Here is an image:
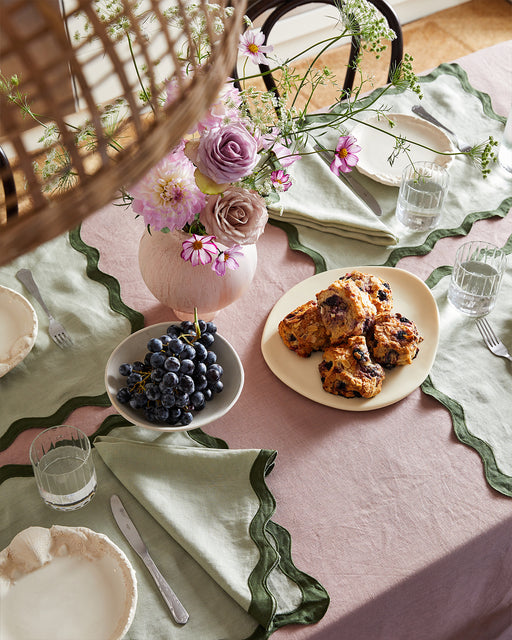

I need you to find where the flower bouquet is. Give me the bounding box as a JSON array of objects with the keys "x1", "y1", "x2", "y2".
[{"x1": 2, "y1": 0, "x2": 498, "y2": 283}]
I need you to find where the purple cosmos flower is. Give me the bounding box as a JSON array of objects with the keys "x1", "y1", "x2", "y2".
[
  {"x1": 238, "y1": 29, "x2": 273, "y2": 65},
  {"x1": 271, "y1": 169, "x2": 292, "y2": 192},
  {"x1": 131, "y1": 149, "x2": 206, "y2": 231},
  {"x1": 196, "y1": 122, "x2": 259, "y2": 184},
  {"x1": 330, "y1": 135, "x2": 361, "y2": 175},
  {"x1": 181, "y1": 234, "x2": 219, "y2": 266},
  {"x1": 213, "y1": 244, "x2": 244, "y2": 276},
  {"x1": 197, "y1": 83, "x2": 243, "y2": 132},
  {"x1": 261, "y1": 130, "x2": 301, "y2": 167}
]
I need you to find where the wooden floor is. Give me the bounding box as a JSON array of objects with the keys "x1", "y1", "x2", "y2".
[{"x1": 289, "y1": 0, "x2": 512, "y2": 110}]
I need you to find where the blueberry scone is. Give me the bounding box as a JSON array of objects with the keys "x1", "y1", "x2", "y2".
[
  {"x1": 318, "y1": 336, "x2": 385, "y2": 398},
  {"x1": 278, "y1": 300, "x2": 330, "y2": 357},
  {"x1": 339, "y1": 270, "x2": 393, "y2": 314},
  {"x1": 316, "y1": 279, "x2": 376, "y2": 344},
  {"x1": 367, "y1": 312, "x2": 423, "y2": 368}
]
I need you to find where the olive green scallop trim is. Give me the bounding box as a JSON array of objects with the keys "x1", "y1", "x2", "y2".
[
  {"x1": 269, "y1": 218, "x2": 327, "y2": 273},
  {"x1": 0, "y1": 227, "x2": 144, "y2": 453},
  {"x1": 245, "y1": 450, "x2": 329, "y2": 637},
  {"x1": 277, "y1": 62, "x2": 508, "y2": 273},
  {"x1": 421, "y1": 233, "x2": 512, "y2": 498}
]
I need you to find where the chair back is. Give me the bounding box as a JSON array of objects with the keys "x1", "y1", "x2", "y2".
[{"x1": 235, "y1": 0, "x2": 403, "y2": 101}]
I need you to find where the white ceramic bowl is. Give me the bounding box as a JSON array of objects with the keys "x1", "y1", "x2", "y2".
[
  {"x1": 0, "y1": 285, "x2": 38, "y2": 378},
  {"x1": 105, "y1": 321, "x2": 244, "y2": 431},
  {"x1": 0, "y1": 525, "x2": 137, "y2": 640}
]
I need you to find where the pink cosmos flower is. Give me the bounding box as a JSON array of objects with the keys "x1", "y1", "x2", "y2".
[
  {"x1": 131, "y1": 149, "x2": 206, "y2": 231},
  {"x1": 330, "y1": 135, "x2": 361, "y2": 175},
  {"x1": 271, "y1": 169, "x2": 292, "y2": 192},
  {"x1": 238, "y1": 29, "x2": 273, "y2": 65},
  {"x1": 212, "y1": 244, "x2": 244, "y2": 276},
  {"x1": 181, "y1": 234, "x2": 219, "y2": 266}
]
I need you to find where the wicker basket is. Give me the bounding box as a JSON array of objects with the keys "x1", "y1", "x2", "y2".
[{"x1": 0, "y1": 0, "x2": 246, "y2": 266}]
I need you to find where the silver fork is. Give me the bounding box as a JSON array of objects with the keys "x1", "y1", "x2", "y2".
[
  {"x1": 16, "y1": 268, "x2": 73, "y2": 348},
  {"x1": 476, "y1": 317, "x2": 512, "y2": 363},
  {"x1": 412, "y1": 105, "x2": 473, "y2": 153}
]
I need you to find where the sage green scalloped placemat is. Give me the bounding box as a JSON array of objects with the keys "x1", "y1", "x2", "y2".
[
  {"x1": 0, "y1": 426, "x2": 329, "y2": 638},
  {"x1": 272, "y1": 62, "x2": 511, "y2": 273},
  {"x1": 420, "y1": 233, "x2": 512, "y2": 497},
  {"x1": 0, "y1": 227, "x2": 144, "y2": 450}
]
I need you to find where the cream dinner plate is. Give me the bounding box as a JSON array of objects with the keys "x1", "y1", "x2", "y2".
[
  {"x1": 0, "y1": 526, "x2": 137, "y2": 640},
  {"x1": 0, "y1": 285, "x2": 38, "y2": 378},
  {"x1": 105, "y1": 321, "x2": 244, "y2": 431},
  {"x1": 351, "y1": 113, "x2": 455, "y2": 186},
  {"x1": 261, "y1": 267, "x2": 440, "y2": 411}
]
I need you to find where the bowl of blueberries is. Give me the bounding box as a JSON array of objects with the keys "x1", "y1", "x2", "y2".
[{"x1": 105, "y1": 319, "x2": 244, "y2": 431}]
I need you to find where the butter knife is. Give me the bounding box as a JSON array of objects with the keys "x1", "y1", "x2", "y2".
[
  {"x1": 110, "y1": 494, "x2": 189, "y2": 625},
  {"x1": 314, "y1": 146, "x2": 382, "y2": 216}
]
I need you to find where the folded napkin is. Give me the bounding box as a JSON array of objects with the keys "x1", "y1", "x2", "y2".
[
  {"x1": 268, "y1": 142, "x2": 399, "y2": 247},
  {"x1": 272, "y1": 63, "x2": 512, "y2": 272},
  {"x1": 0, "y1": 228, "x2": 143, "y2": 449},
  {"x1": 92, "y1": 429, "x2": 329, "y2": 638},
  {"x1": 421, "y1": 234, "x2": 512, "y2": 497}
]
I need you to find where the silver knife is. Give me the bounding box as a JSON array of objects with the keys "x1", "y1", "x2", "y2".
[
  {"x1": 110, "y1": 494, "x2": 189, "y2": 625},
  {"x1": 314, "y1": 146, "x2": 382, "y2": 216}
]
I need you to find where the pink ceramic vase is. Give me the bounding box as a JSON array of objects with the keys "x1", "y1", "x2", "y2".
[{"x1": 138, "y1": 229, "x2": 258, "y2": 320}]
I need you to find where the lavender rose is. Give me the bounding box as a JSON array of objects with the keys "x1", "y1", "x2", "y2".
[
  {"x1": 199, "y1": 187, "x2": 268, "y2": 246},
  {"x1": 196, "y1": 122, "x2": 259, "y2": 184}
]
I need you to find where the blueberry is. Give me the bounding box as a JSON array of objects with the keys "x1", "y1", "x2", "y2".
[
  {"x1": 155, "y1": 406, "x2": 169, "y2": 422},
  {"x1": 174, "y1": 390, "x2": 189, "y2": 408},
  {"x1": 206, "y1": 367, "x2": 221, "y2": 383},
  {"x1": 160, "y1": 390, "x2": 176, "y2": 408},
  {"x1": 205, "y1": 351, "x2": 217, "y2": 365},
  {"x1": 190, "y1": 391, "x2": 205, "y2": 410},
  {"x1": 203, "y1": 388, "x2": 213, "y2": 401},
  {"x1": 206, "y1": 321, "x2": 217, "y2": 334},
  {"x1": 197, "y1": 319, "x2": 207, "y2": 333},
  {"x1": 161, "y1": 371, "x2": 179, "y2": 388},
  {"x1": 145, "y1": 383, "x2": 161, "y2": 401},
  {"x1": 166, "y1": 325, "x2": 180, "y2": 338},
  {"x1": 195, "y1": 362, "x2": 207, "y2": 376},
  {"x1": 151, "y1": 367, "x2": 164, "y2": 382},
  {"x1": 167, "y1": 407, "x2": 181, "y2": 424},
  {"x1": 159, "y1": 334, "x2": 171, "y2": 346},
  {"x1": 180, "y1": 321, "x2": 195, "y2": 333},
  {"x1": 211, "y1": 380, "x2": 223, "y2": 394}
]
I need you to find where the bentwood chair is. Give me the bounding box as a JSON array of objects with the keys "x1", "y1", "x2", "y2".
[
  {"x1": 0, "y1": 147, "x2": 18, "y2": 220},
  {"x1": 234, "y1": 0, "x2": 403, "y2": 103}
]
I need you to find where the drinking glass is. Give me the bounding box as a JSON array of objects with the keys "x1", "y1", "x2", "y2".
[
  {"x1": 29, "y1": 425, "x2": 97, "y2": 511},
  {"x1": 447, "y1": 241, "x2": 507, "y2": 317},
  {"x1": 395, "y1": 161, "x2": 449, "y2": 231}
]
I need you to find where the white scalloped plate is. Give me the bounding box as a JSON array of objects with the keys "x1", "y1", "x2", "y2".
[
  {"x1": 351, "y1": 113, "x2": 455, "y2": 186},
  {"x1": 0, "y1": 285, "x2": 38, "y2": 378},
  {"x1": 0, "y1": 525, "x2": 137, "y2": 640},
  {"x1": 261, "y1": 266, "x2": 440, "y2": 411}
]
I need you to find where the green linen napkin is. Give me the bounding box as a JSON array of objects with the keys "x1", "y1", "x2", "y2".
[
  {"x1": 0, "y1": 228, "x2": 143, "y2": 449},
  {"x1": 421, "y1": 234, "x2": 512, "y2": 497},
  {"x1": 269, "y1": 143, "x2": 399, "y2": 247},
  {"x1": 0, "y1": 427, "x2": 329, "y2": 639},
  {"x1": 273, "y1": 63, "x2": 512, "y2": 272}
]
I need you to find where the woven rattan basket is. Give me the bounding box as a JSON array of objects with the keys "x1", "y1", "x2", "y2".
[{"x1": 0, "y1": 0, "x2": 246, "y2": 266}]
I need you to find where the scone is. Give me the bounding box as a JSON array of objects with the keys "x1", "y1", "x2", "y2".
[
  {"x1": 316, "y1": 279, "x2": 376, "y2": 344},
  {"x1": 318, "y1": 336, "x2": 385, "y2": 398},
  {"x1": 367, "y1": 312, "x2": 423, "y2": 368},
  {"x1": 278, "y1": 300, "x2": 330, "y2": 357},
  {"x1": 339, "y1": 270, "x2": 393, "y2": 314}
]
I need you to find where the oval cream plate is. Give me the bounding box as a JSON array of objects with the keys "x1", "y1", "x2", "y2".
[
  {"x1": 0, "y1": 285, "x2": 38, "y2": 377},
  {"x1": 105, "y1": 322, "x2": 244, "y2": 431},
  {"x1": 261, "y1": 267, "x2": 440, "y2": 411},
  {"x1": 0, "y1": 525, "x2": 137, "y2": 640},
  {"x1": 351, "y1": 113, "x2": 455, "y2": 186}
]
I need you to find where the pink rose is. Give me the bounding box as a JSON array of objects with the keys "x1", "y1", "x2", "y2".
[
  {"x1": 196, "y1": 122, "x2": 259, "y2": 184},
  {"x1": 199, "y1": 187, "x2": 268, "y2": 246}
]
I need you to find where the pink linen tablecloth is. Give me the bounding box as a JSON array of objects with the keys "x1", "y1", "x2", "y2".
[{"x1": 2, "y1": 42, "x2": 512, "y2": 640}]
